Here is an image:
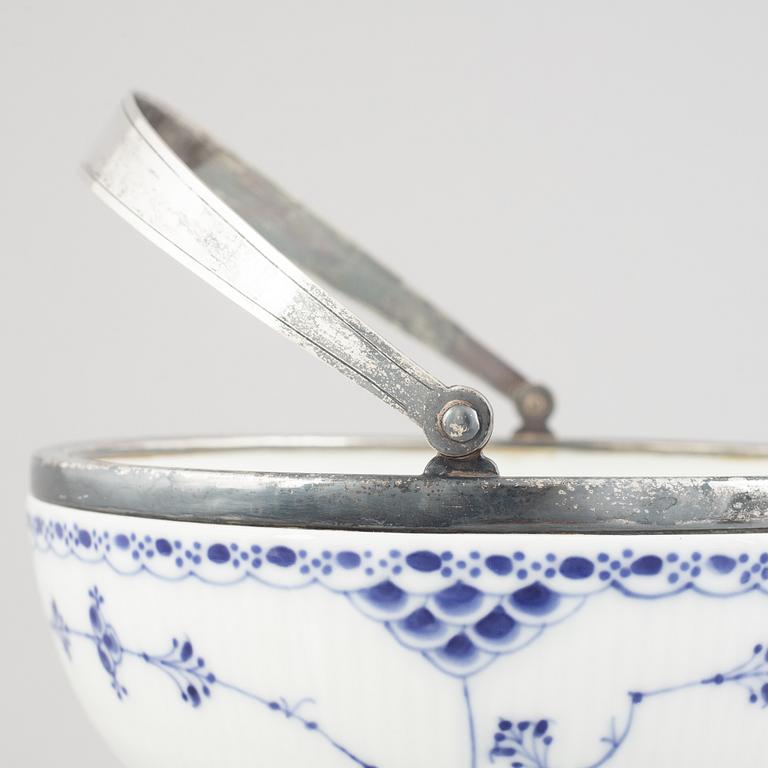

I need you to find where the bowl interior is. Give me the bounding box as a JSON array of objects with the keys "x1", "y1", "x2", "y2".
[{"x1": 102, "y1": 440, "x2": 768, "y2": 477}]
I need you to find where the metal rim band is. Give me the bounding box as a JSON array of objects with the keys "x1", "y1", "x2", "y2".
[{"x1": 30, "y1": 436, "x2": 768, "y2": 534}]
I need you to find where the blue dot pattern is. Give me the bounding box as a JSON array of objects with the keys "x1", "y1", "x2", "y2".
[{"x1": 28, "y1": 512, "x2": 768, "y2": 676}]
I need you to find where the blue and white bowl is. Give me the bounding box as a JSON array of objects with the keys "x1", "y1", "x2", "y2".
[{"x1": 28, "y1": 437, "x2": 768, "y2": 768}]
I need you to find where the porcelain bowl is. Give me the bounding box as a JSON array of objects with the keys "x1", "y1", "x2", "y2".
[{"x1": 28, "y1": 438, "x2": 768, "y2": 768}]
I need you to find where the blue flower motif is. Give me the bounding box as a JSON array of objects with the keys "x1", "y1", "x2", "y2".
[
  {"x1": 31, "y1": 510, "x2": 768, "y2": 768},
  {"x1": 87, "y1": 587, "x2": 126, "y2": 698},
  {"x1": 489, "y1": 641, "x2": 768, "y2": 768},
  {"x1": 51, "y1": 588, "x2": 378, "y2": 768}
]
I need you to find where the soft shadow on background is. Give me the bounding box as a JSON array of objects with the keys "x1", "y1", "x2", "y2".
[{"x1": 2, "y1": 1, "x2": 768, "y2": 765}]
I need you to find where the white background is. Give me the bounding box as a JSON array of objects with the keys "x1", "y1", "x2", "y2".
[{"x1": 2, "y1": 1, "x2": 768, "y2": 765}]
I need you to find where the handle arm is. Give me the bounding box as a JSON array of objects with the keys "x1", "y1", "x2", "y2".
[{"x1": 86, "y1": 94, "x2": 494, "y2": 458}]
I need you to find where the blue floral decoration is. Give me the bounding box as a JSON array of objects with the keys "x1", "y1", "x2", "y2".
[
  {"x1": 52, "y1": 588, "x2": 377, "y2": 768},
  {"x1": 488, "y1": 643, "x2": 768, "y2": 768},
  {"x1": 32, "y1": 511, "x2": 768, "y2": 768}
]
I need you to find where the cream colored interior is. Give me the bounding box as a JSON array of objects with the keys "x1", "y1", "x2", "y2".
[{"x1": 102, "y1": 440, "x2": 768, "y2": 477}]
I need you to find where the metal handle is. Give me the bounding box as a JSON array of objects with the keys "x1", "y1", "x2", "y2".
[
  {"x1": 84, "y1": 95, "x2": 546, "y2": 458},
  {"x1": 193, "y1": 138, "x2": 554, "y2": 435}
]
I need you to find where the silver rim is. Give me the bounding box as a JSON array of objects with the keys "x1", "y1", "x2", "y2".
[{"x1": 30, "y1": 436, "x2": 768, "y2": 534}]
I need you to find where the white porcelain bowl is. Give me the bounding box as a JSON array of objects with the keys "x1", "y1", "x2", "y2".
[{"x1": 29, "y1": 439, "x2": 768, "y2": 768}]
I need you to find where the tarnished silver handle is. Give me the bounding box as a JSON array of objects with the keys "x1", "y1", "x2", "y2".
[
  {"x1": 195, "y1": 138, "x2": 554, "y2": 436},
  {"x1": 85, "y1": 95, "x2": 537, "y2": 459}
]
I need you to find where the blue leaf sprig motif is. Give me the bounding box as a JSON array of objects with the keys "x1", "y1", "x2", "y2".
[
  {"x1": 138, "y1": 637, "x2": 214, "y2": 708},
  {"x1": 489, "y1": 643, "x2": 768, "y2": 768},
  {"x1": 52, "y1": 587, "x2": 768, "y2": 768},
  {"x1": 32, "y1": 510, "x2": 768, "y2": 768},
  {"x1": 490, "y1": 719, "x2": 553, "y2": 768},
  {"x1": 52, "y1": 588, "x2": 377, "y2": 768}
]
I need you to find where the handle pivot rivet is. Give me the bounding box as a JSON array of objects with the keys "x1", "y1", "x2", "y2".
[{"x1": 440, "y1": 402, "x2": 481, "y2": 443}]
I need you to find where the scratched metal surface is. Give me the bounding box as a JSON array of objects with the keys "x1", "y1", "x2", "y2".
[
  {"x1": 31, "y1": 436, "x2": 768, "y2": 533},
  {"x1": 86, "y1": 96, "x2": 441, "y2": 428},
  {"x1": 85, "y1": 95, "x2": 552, "y2": 458}
]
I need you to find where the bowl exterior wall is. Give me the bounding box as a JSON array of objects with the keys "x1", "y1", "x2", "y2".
[{"x1": 29, "y1": 497, "x2": 768, "y2": 768}]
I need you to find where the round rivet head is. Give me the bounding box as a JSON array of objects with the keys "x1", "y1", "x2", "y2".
[
  {"x1": 440, "y1": 402, "x2": 481, "y2": 443},
  {"x1": 424, "y1": 386, "x2": 493, "y2": 457}
]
